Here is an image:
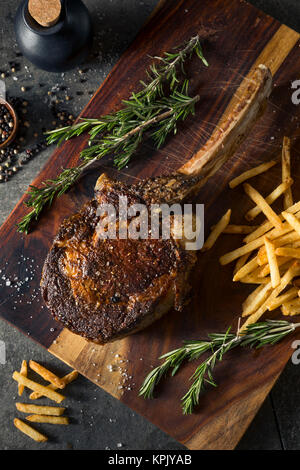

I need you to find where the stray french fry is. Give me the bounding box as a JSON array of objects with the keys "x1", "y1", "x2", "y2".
[
  {"x1": 229, "y1": 160, "x2": 277, "y2": 189},
  {"x1": 14, "y1": 418, "x2": 47, "y2": 442},
  {"x1": 18, "y1": 360, "x2": 27, "y2": 397},
  {"x1": 245, "y1": 179, "x2": 293, "y2": 221},
  {"x1": 233, "y1": 257, "x2": 258, "y2": 282},
  {"x1": 243, "y1": 183, "x2": 283, "y2": 229},
  {"x1": 29, "y1": 360, "x2": 65, "y2": 389},
  {"x1": 202, "y1": 209, "x2": 231, "y2": 251},
  {"x1": 282, "y1": 137, "x2": 293, "y2": 209},
  {"x1": 215, "y1": 224, "x2": 258, "y2": 235},
  {"x1": 264, "y1": 237, "x2": 280, "y2": 288},
  {"x1": 26, "y1": 415, "x2": 69, "y2": 425},
  {"x1": 29, "y1": 370, "x2": 78, "y2": 400},
  {"x1": 16, "y1": 403, "x2": 65, "y2": 416},
  {"x1": 267, "y1": 287, "x2": 298, "y2": 311},
  {"x1": 12, "y1": 371, "x2": 65, "y2": 403}
]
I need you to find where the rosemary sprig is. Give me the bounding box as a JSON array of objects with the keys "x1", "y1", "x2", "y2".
[
  {"x1": 139, "y1": 320, "x2": 300, "y2": 414},
  {"x1": 46, "y1": 34, "x2": 207, "y2": 147},
  {"x1": 18, "y1": 35, "x2": 207, "y2": 233}
]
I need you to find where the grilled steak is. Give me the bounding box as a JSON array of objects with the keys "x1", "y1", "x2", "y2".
[
  {"x1": 41, "y1": 65, "x2": 272, "y2": 344},
  {"x1": 41, "y1": 175, "x2": 196, "y2": 343}
]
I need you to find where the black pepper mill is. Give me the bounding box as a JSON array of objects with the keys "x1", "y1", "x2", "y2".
[{"x1": 14, "y1": 0, "x2": 93, "y2": 72}]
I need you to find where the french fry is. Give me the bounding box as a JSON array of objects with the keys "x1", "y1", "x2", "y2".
[
  {"x1": 275, "y1": 247, "x2": 300, "y2": 259},
  {"x1": 281, "y1": 304, "x2": 288, "y2": 315},
  {"x1": 240, "y1": 262, "x2": 300, "y2": 331},
  {"x1": 14, "y1": 418, "x2": 48, "y2": 442},
  {"x1": 219, "y1": 224, "x2": 258, "y2": 234},
  {"x1": 242, "y1": 284, "x2": 265, "y2": 310},
  {"x1": 245, "y1": 179, "x2": 293, "y2": 221},
  {"x1": 259, "y1": 256, "x2": 291, "y2": 277},
  {"x1": 267, "y1": 287, "x2": 298, "y2": 311},
  {"x1": 234, "y1": 252, "x2": 251, "y2": 274},
  {"x1": 12, "y1": 371, "x2": 65, "y2": 403},
  {"x1": 282, "y1": 211, "x2": 300, "y2": 237},
  {"x1": 233, "y1": 257, "x2": 258, "y2": 282},
  {"x1": 285, "y1": 201, "x2": 300, "y2": 214},
  {"x1": 257, "y1": 232, "x2": 300, "y2": 265},
  {"x1": 223, "y1": 214, "x2": 300, "y2": 266},
  {"x1": 264, "y1": 237, "x2": 280, "y2": 288},
  {"x1": 282, "y1": 136, "x2": 293, "y2": 209},
  {"x1": 220, "y1": 236, "x2": 266, "y2": 265},
  {"x1": 26, "y1": 415, "x2": 69, "y2": 425},
  {"x1": 29, "y1": 360, "x2": 65, "y2": 389},
  {"x1": 243, "y1": 220, "x2": 274, "y2": 243},
  {"x1": 243, "y1": 183, "x2": 283, "y2": 229},
  {"x1": 221, "y1": 227, "x2": 286, "y2": 265},
  {"x1": 265, "y1": 262, "x2": 300, "y2": 308},
  {"x1": 202, "y1": 209, "x2": 231, "y2": 251},
  {"x1": 256, "y1": 246, "x2": 268, "y2": 266},
  {"x1": 229, "y1": 160, "x2": 277, "y2": 189},
  {"x1": 281, "y1": 298, "x2": 300, "y2": 316},
  {"x1": 239, "y1": 275, "x2": 271, "y2": 284},
  {"x1": 244, "y1": 202, "x2": 300, "y2": 243},
  {"x1": 242, "y1": 282, "x2": 272, "y2": 317},
  {"x1": 18, "y1": 360, "x2": 27, "y2": 397},
  {"x1": 16, "y1": 403, "x2": 65, "y2": 416},
  {"x1": 275, "y1": 231, "x2": 300, "y2": 246},
  {"x1": 281, "y1": 304, "x2": 290, "y2": 316},
  {"x1": 29, "y1": 370, "x2": 78, "y2": 400}
]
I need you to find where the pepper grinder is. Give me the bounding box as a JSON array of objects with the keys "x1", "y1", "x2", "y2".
[{"x1": 14, "y1": 0, "x2": 93, "y2": 72}]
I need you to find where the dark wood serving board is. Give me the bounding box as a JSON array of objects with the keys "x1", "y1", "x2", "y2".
[{"x1": 1, "y1": 0, "x2": 300, "y2": 450}]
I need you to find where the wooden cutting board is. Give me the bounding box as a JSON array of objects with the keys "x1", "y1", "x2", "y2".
[{"x1": 1, "y1": 0, "x2": 300, "y2": 450}]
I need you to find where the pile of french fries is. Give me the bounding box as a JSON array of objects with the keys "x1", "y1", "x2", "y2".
[
  {"x1": 12, "y1": 359, "x2": 78, "y2": 442},
  {"x1": 203, "y1": 136, "x2": 300, "y2": 332}
]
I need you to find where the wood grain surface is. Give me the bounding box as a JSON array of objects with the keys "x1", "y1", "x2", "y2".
[{"x1": 1, "y1": 0, "x2": 300, "y2": 449}]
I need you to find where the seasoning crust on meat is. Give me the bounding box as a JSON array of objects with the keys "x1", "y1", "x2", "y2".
[{"x1": 41, "y1": 175, "x2": 196, "y2": 344}]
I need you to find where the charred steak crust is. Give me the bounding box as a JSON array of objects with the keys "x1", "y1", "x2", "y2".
[{"x1": 41, "y1": 178, "x2": 196, "y2": 344}]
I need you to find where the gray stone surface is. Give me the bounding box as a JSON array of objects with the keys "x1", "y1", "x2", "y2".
[{"x1": 0, "y1": 0, "x2": 299, "y2": 451}]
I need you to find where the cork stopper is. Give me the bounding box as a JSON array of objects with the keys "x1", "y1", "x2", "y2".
[{"x1": 28, "y1": 0, "x2": 62, "y2": 27}]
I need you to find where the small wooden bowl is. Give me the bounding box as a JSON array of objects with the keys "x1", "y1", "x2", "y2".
[{"x1": 0, "y1": 98, "x2": 18, "y2": 149}]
